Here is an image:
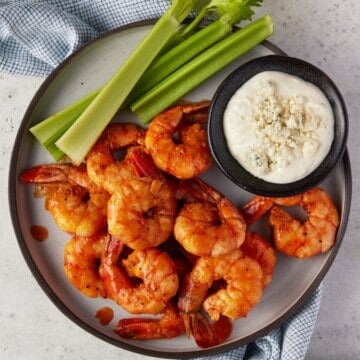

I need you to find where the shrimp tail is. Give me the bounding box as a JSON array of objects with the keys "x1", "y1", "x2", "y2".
[
  {"x1": 186, "y1": 312, "x2": 233, "y2": 349},
  {"x1": 182, "y1": 100, "x2": 211, "y2": 123},
  {"x1": 114, "y1": 318, "x2": 162, "y2": 339},
  {"x1": 115, "y1": 317, "x2": 184, "y2": 340},
  {"x1": 241, "y1": 195, "x2": 274, "y2": 225},
  {"x1": 191, "y1": 178, "x2": 222, "y2": 204},
  {"x1": 182, "y1": 100, "x2": 211, "y2": 114},
  {"x1": 127, "y1": 146, "x2": 162, "y2": 179},
  {"x1": 20, "y1": 164, "x2": 80, "y2": 183},
  {"x1": 115, "y1": 305, "x2": 185, "y2": 340},
  {"x1": 180, "y1": 313, "x2": 193, "y2": 339}
]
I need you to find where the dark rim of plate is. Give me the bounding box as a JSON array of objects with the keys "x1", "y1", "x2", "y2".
[
  {"x1": 8, "y1": 21, "x2": 352, "y2": 359},
  {"x1": 208, "y1": 55, "x2": 349, "y2": 197}
]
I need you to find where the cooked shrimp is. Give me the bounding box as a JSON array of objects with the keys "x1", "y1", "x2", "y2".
[
  {"x1": 241, "y1": 232, "x2": 276, "y2": 287},
  {"x1": 100, "y1": 237, "x2": 179, "y2": 314},
  {"x1": 178, "y1": 249, "x2": 263, "y2": 322},
  {"x1": 20, "y1": 164, "x2": 109, "y2": 237},
  {"x1": 86, "y1": 123, "x2": 146, "y2": 193},
  {"x1": 269, "y1": 187, "x2": 340, "y2": 258},
  {"x1": 174, "y1": 181, "x2": 246, "y2": 257},
  {"x1": 114, "y1": 303, "x2": 185, "y2": 340},
  {"x1": 107, "y1": 149, "x2": 177, "y2": 250},
  {"x1": 241, "y1": 194, "x2": 301, "y2": 225},
  {"x1": 145, "y1": 100, "x2": 212, "y2": 179},
  {"x1": 64, "y1": 233, "x2": 108, "y2": 298}
]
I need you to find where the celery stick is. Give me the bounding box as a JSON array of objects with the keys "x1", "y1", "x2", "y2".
[
  {"x1": 125, "y1": 18, "x2": 232, "y2": 105},
  {"x1": 42, "y1": 139, "x2": 66, "y2": 161},
  {"x1": 55, "y1": 0, "x2": 201, "y2": 165},
  {"x1": 131, "y1": 14, "x2": 274, "y2": 123},
  {"x1": 30, "y1": 88, "x2": 99, "y2": 159}
]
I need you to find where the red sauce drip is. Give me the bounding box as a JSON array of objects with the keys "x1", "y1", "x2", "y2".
[
  {"x1": 30, "y1": 225, "x2": 48, "y2": 242},
  {"x1": 95, "y1": 307, "x2": 114, "y2": 326}
]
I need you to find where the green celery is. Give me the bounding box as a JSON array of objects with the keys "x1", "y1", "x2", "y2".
[
  {"x1": 30, "y1": 88, "x2": 99, "y2": 160},
  {"x1": 131, "y1": 14, "x2": 274, "y2": 123},
  {"x1": 55, "y1": 0, "x2": 202, "y2": 165},
  {"x1": 167, "y1": 0, "x2": 263, "y2": 45},
  {"x1": 187, "y1": 0, "x2": 262, "y2": 35}
]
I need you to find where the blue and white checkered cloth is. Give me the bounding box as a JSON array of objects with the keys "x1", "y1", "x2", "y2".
[
  {"x1": 0, "y1": 0, "x2": 170, "y2": 75},
  {"x1": 0, "y1": 1, "x2": 323, "y2": 359}
]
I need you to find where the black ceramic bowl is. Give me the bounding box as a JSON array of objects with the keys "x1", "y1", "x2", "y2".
[{"x1": 208, "y1": 55, "x2": 348, "y2": 197}]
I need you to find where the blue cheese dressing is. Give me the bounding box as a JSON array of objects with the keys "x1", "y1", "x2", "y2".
[{"x1": 223, "y1": 71, "x2": 334, "y2": 183}]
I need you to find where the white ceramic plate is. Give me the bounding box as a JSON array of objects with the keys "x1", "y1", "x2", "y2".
[{"x1": 9, "y1": 21, "x2": 351, "y2": 358}]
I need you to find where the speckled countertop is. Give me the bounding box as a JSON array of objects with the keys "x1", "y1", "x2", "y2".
[{"x1": 1, "y1": 1, "x2": 359, "y2": 359}]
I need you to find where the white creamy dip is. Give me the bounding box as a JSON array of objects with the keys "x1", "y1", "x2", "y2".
[{"x1": 223, "y1": 71, "x2": 334, "y2": 183}]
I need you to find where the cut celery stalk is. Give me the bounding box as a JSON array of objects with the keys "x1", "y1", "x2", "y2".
[
  {"x1": 30, "y1": 88, "x2": 99, "y2": 160},
  {"x1": 131, "y1": 14, "x2": 274, "y2": 123}
]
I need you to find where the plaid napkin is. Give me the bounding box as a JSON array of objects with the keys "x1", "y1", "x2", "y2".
[
  {"x1": 0, "y1": 0, "x2": 170, "y2": 75},
  {"x1": 1, "y1": 1, "x2": 323, "y2": 359}
]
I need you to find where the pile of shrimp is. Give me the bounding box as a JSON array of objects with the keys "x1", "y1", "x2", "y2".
[{"x1": 20, "y1": 100, "x2": 340, "y2": 348}]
